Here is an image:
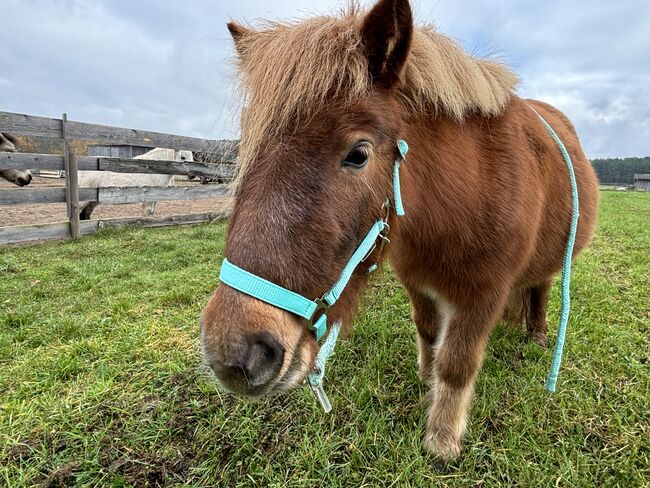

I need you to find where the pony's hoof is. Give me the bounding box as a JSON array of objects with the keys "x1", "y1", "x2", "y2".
[
  {"x1": 433, "y1": 458, "x2": 447, "y2": 473},
  {"x1": 423, "y1": 431, "x2": 462, "y2": 464},
  {"x1": 530, "y1": 333, "x2": 547, "y2": 348}
]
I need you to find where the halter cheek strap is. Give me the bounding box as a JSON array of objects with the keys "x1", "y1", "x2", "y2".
[
  {"x1": 394, "y1": 139, "x2": 408, "y2": 216},
  {"x1": 219, "y1": 140, "x2": 409, "y2": 412}
]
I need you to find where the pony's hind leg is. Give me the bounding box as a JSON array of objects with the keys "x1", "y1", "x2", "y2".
[
  {"x1": 142, "y1": 201, "x2": 157, "y2": 217},
  {"x1": 79, "y1": 201, "x2": 98, "y2": 220},
  {"x1": 424, "y1": 290, "x2": 507, "y2": 461},
  {"x1": 408, "y1": 289, "x2": 447, "y2": 382},
  {"x1": 527, "y1": 279, "x2": 552, "y2": 347}
]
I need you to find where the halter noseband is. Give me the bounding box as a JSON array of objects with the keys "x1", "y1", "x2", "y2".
[{"x1": 218, "y1": 140, "x2": 408, "y2": 411}]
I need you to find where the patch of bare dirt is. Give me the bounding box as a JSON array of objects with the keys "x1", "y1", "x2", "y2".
[
  {"x1": 34, "y1": 462, "x2": 81, "y2": 488},
  {"x1": 1, "y1": 176, "x2": 232, "y2": 228}
]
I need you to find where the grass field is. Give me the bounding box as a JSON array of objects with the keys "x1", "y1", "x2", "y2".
[{"x1": 1, "y1": 191, "x2": 648, "y2": 487}]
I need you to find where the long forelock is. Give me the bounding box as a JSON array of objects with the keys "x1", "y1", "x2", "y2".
[{"x1": 231, "y1": 7, "x2": 519, "y2": 190}]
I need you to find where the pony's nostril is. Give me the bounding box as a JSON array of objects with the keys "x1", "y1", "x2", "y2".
[{"x1": 244, "y1": 332, "x2": 285, "y2": 386}]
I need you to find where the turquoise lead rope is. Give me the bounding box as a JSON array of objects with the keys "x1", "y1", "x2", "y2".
[{"x1": 529, "y1": 106, "x2": 581, "y2": 393}]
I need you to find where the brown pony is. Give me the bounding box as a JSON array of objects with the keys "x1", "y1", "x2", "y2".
[{"x1": 201, "y1": 0, "x2": 599, "y2": 461}]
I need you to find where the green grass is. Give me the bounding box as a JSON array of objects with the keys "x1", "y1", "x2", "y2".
[{"x1": 1, "y1": 192, "x2": 648, "y2": 487}]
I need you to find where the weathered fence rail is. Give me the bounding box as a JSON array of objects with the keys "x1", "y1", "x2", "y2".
[
  {"x1": 0, "y1": 111, "x2": 239, "y2": 155},
  {"x1": 0, "y1": 153, "x2": 236, "y2": 179},
  {"x1": 0, "y1": 110, "x2": 238, "y2": 245},
  {"x1": 0, "y1": 184, "x2": 230, "y2": 206}
]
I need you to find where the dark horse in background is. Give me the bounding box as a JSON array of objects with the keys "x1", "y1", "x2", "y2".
[
  {"x1": 201, "y1": 0, "x2": 599, "y2": 461},
  {"x1": 0, "y1": 132, "x2": 32, "y2": 186}
]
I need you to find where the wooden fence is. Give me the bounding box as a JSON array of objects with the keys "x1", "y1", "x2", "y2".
[{"x1": 0, "y1": 111, "x2": 238, "y2": 245}]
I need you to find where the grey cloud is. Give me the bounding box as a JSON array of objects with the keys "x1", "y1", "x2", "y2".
[
  {"x1": 427, "y1": 1, "x2": 650, "y2": 157},
  {"x1": 1, "y1": 0, "x2": 648, "y2": 157}
]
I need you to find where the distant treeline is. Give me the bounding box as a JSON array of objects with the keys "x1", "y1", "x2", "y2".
[{"x1": 591, "y1": 157, "x2": 650, "y2": 185}]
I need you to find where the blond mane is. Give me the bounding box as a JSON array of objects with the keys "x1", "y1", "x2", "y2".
[{"x1": 231, "y1": 7, "x2": 518, "y2": 188}]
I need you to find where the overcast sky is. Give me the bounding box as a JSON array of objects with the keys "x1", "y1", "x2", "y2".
[{"x1": 1, "y1": 0, "x2": 648, "y2": 158}]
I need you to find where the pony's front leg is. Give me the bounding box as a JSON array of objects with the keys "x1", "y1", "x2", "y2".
[
  {"x1": 423, "y1": 292, "x2": 506, "y2": 461},
  {"x1": 407, "y1": 288, "x2": 448, "y2": 382}
]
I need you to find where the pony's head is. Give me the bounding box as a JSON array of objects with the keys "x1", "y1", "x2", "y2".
[
  {"x1": 0, "y1": 133, "x2": 32, "y2": 186},
  {"x1": 202, "y1": 0, "x2": 413, "y2": 396}
]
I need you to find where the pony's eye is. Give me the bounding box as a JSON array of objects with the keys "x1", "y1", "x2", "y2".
[{"x1": 343, "y1": 144, "x2": 371, "y2": 169}]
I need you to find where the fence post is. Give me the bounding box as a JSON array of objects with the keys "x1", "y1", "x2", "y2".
[
  {"x1": 68, "y1": 150, "x2": 80, "y2": 238},
  {"x1": 62, "y1": 113, "x2": 80, "y2": 238}
]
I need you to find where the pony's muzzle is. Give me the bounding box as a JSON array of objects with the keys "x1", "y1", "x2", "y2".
[
  {"x1": 16, "y1": 173, "x2": 32, "y2": 186},
  {"x1": 201, "y1": 284, "x2": 316, "y2": 396},
  {"x1": 206, "y1": 331, "x2": 285, "y2": 395}
]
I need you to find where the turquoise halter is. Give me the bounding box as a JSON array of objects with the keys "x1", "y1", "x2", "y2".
[{"x1": 219, "y1": 140, "x2": 409, "y2": 411}]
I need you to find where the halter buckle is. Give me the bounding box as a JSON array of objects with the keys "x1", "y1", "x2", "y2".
[
  {"x1": 307, "y1": 297, "x2": 329, "y2": 330},
  {"x1": 361, "y1": 201, "x2": 392, "y2": 264}
]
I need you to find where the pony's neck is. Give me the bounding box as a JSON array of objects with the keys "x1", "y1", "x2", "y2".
[
  {"x1": 396, "y1": 103, "x2": 519, "y2": 243},
  {"x1": 407, "y1": 115, "x2": 478, "y2": 198}
]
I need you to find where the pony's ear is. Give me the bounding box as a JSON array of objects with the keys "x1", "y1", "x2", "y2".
[
  {"x1": 227, "y1": 21, "x2": 252, "y2": 57},
  {"x1": 361, "y1": 0, "x2": 413, "y2": 88}
]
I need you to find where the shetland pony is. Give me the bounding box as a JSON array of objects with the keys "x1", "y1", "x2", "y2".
[{"x1": 201, "y1": 0, "x2": 599, "y2": 461}]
